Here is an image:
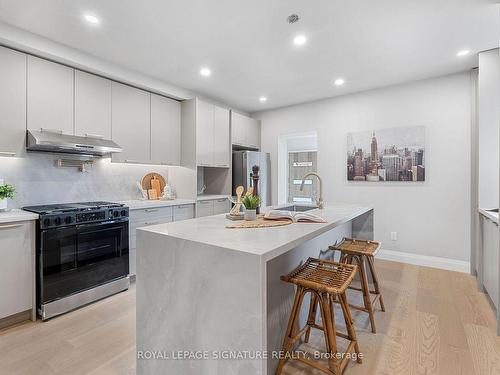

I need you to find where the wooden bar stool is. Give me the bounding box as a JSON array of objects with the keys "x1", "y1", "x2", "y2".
[
  {"x1": 329, "y1": 238, "x2": 385, "y2": 334},
  {"x1": 275, "y1": 257, "x2": 362, "y2": 375}
]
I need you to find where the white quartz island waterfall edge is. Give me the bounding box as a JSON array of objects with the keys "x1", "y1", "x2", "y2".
[{"x1": 136, "y1": 203, "x2": 373, "y2": 375}]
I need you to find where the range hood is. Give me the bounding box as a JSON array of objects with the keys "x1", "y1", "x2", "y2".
[{"x1": 26, "y1": 129, "x2": 122, "y2": 157}]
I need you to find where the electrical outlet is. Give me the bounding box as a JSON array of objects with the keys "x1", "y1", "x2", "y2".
[{"x1": 390, "y1": 232, "x2": 397, "y2": 241}]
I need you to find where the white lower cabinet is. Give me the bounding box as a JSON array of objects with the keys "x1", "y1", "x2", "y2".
[
  {"x1": 482, "y1": 215, "x2": 499, "y2": 308},
  {"x1": 0, "y1": 221, "x2": 35, "y2": 320},
  {"x1": 213, "y1": 198, "x2": 230, "y2": 215},
  {"x1": 196, "y1": 198, "x2": 230, "y2": 217},
  {"x1": 129, "y1": 204, "x2": 194, "y2": 275},
  {"x1": 173, "y1": 204, "x2": 195, "y2": 221},
  {"x1": 196, "y1": 200, "x2": 214, "y2": 217}
]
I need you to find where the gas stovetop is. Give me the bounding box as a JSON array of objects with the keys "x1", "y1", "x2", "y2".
[
  {"x1": 23, "y1": 201, "x2": 128, "y2": 229},
  {"x1": 23, "y1": 201, "x2": 124, "y2": 215}
]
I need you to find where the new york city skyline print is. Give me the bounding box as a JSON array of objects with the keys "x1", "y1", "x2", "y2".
[{"x1": 347, "y1": 126, "x2": 425, "y2": 182}]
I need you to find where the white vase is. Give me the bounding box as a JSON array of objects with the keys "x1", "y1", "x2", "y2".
[
  {"x1": 0, "y1": 198, "x2": 7, "y2": 211},
  {"x1": 244, "y1": 209, "x2": 257, "y2": 221}
]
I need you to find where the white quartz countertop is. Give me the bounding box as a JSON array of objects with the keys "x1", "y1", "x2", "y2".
[
  {"x1": 0, "y1": 209, "x2": 39, "y2": 224},
  {"x1": 120, "y1": 198, "x2": 196, "y2": 210},
  {"x1": 139, "y1": 203, "x2": 372, "y2": 261},
  {"x1": 196, "y1": 194, "x2": 230, "y2": 201},
  {"x1": 479, "y1": 208, "x2": 499, "y2": 224}
]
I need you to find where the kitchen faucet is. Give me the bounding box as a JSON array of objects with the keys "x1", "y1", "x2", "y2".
[{"x1": 300, "y1": 172, "x2": 324, "y2": 209}]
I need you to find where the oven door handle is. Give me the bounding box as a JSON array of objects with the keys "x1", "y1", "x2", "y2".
[
  {"x1": 0, "y1": 223, "x2": 23, "y2": 230},
  {"x1": 75, "y1": 219, "x2": 128, "y2": 229}
]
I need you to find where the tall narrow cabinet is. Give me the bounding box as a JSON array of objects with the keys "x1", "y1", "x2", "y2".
[{"x1": 0, "y1": 46, "x2": 26, "y2": 157}]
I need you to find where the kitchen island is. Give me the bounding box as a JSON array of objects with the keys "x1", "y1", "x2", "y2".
[{"x1": 136, "y1": 203, "x2": 373, "y2": 375}]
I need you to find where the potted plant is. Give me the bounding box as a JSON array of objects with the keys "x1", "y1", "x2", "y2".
[
  {"x1": 0, "y1": 183, "x2": 15, "y2": 211},
  {"x1": 242, "y1": 194, "x2": 260, "y2": 221}
]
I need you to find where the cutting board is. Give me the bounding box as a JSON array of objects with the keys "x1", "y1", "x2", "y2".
[
  {"x1": 226, "y1": 216, "x2": 292, "y2": 229},
  {"x1": 141, "y1": 173, "x2": 166, "y2": 200}
]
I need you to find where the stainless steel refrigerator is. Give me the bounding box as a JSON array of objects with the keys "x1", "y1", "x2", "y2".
[{"x1": 232, "y1": 151, "x2": 271, "y2": 208}]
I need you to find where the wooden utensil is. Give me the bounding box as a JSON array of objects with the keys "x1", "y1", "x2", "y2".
[
  {"x1": 246, "y1": 186, "x2": 254, "y2": 196},
  {"x1": 151, "y1": 176, "x2": 161, "y2": 198},
  {"x1": 148, "y1": 189, "x2": 158, "y2": 200},
  {"x1": 229, "y1": 186, "x2": 245, "y2": 216},
  {"x1": 236, "y1": 186, "x2": 244, "y2": 202}
]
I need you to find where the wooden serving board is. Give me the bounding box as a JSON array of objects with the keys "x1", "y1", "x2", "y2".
[
  {"x1": 141, "y1": 173, "x2": 166, "y2": 199},
  {"x1": 226, "y1": 216, "x2": 292, "y2": 229}
]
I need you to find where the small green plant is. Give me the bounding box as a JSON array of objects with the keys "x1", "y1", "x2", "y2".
[
  {"x1": 242, "y1": 194, "x2": 260, "y2": 210},
  {"x1": 0, "y1": 184, "x2": 15, "y2": 200}
]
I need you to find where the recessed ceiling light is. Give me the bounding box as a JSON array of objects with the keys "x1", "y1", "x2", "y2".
[
  {"x1": 334, "y1": 78, "x2": 345, "y2": 86},
  {"x1": 259, "y1": 96, "x2": 267, "y2": 103},
  {"x1": 83, "y1": 14, "x2": 100, "y2": 25},
  {"x1": 293, "y1": 35, "x2": 307, "y2": 46},
  {"x1": 456, "y1": 49, "x2": 470, "y2": 57},
  {"x1": 200, "y1": 68, "x2": 211, "y2": 77}
]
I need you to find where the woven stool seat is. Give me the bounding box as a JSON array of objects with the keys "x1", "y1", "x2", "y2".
[
  {"x1": 329, "y1": 237, "x2": 385, "y2": 334},
  {"x1": 276, "y1": 258, "x2": 361, "y2": 375},
  {"x1": 281, "y1": 257, "x2": 357, "y2": 295},
  {"x1": 332, "y1": 238, "x2": 381, "y2": 257}
]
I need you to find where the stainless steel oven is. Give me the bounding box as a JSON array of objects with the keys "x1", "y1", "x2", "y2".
[{"x1": 23, "y1": 201, "x2": 130, "y2": 320}]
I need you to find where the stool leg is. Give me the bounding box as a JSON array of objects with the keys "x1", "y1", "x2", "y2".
[
  {"x1": 355, "y1": 255, "x2": 377, "y2": 334},
  {"x1": 339, "y1": 292, "x2": 362, "y2": 364},
  {"x1": 275, "y1": 286, "x2": 306, "y2": 375},
  {"x1": 322, "y1": 293, "x2": 341, "y2": 374},
  {"x1": 305, "y1": 292, "x2": 318, "y2": 343},
  {"x1": 367, "y1": 256, "x2": 385, "y2": 312}
]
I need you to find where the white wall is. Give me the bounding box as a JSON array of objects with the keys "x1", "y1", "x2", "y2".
[
  {"x1": 254, "y1": 73, "x2": 472, "y2": 262},
  {"x1": 478, "y1": 49, "x2": 500, "y2": 209}
]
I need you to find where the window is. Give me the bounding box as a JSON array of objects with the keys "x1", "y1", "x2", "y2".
[{"x1": 288, "y1": 151, "x2": 318, "y2": 203}]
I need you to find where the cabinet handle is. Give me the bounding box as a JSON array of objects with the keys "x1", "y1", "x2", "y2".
[
  {"x1": 40, "y1": 128, "x2": 63, "y2": 134},
  {"x1": 144, "y1": 209, "x2": 159, "y2": 213},
  {"x1": 216, "y1": 199, "x2": 227, "y2": 202},
  {"x1": 85, "y1": 133, "x2": 104, "y2": 139},
  {"x1": 124, "y1": 159, "x2": 148, "y2": 164},
  {"x1": 0, "y1": 223, "x2": 23, "y2": 229},
  {"x1": 144, "y1": 221, "x2": 159, "y2": 226},
  {"x1": 176, "y1": 205, "x2": 190, "y2": 209},
  {"x1": 0, "y1": 151, "x2": 16, "y2": 157},
  {"x1": 198, "y1": 201, "x2": 211, "y2": 204}
]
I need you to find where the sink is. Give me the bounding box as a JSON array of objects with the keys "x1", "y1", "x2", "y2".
[{"x1": 278, "y1": 205, "x2": 318, "y2": 212}]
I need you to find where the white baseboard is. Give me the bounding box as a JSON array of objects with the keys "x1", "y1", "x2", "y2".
[{"x1": 377, "y1": 249, "x2": 470, "y2": 273}]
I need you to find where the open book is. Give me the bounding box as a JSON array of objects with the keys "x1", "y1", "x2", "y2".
[{"x1": 264, "y1": 210, "x2": 327, "y2": 223}]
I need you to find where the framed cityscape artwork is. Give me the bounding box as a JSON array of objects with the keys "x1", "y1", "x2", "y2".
[{"x1": 347, "y1": 126, "x2": 425, "y2": 182}]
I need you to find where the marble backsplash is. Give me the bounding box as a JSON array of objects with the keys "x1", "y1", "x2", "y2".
[{"x1": 0, "y1": 153, "x2": 196, "y2": 208}]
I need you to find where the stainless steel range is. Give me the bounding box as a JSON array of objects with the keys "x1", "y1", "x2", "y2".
[{"x1": 23, "y1": 201, "x2": 130, "y2": 320}]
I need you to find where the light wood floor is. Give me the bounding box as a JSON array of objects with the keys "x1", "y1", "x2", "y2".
[{"x1": 1, "y1": 259, "x2": 500, "y2": 375}]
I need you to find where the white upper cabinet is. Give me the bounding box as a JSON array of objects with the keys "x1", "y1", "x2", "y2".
[
  {"x1": 246, "y1": 117, "x2": 261, "y2": 149},
  {"x1": 111, "y1": 82, "x2": 151, "y2": 163},
  {"x1": 196, "y1": 99, "x2": 215, "y2": 166},
  {"x1": 213, "y1": 106, "x2": 230, "y2": 167},
  {"x1": 74, "y1": 70, "x2": 112, "y2": 139},
  {"x1": 231, "y1": 112, "x2": 246, "y2": 146},
  {"x1": 194, "y1": 99, "x2": 230, "y2": 167},
  {"x1": 231, "y1": 112, "x2": 261, "y2": 149},
  {"x1": 0, "y1": 46, "x2": 26, "y2": 157},
  {"x1": 151, "y1": 94, "x2": 181, "y2": 165},
  {"x1": 27, "y1": 56, "x2": 74, "y2": 134}
]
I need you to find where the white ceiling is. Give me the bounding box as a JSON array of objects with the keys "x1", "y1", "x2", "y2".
[{"x1": 0, "y1": 0, "x2": 498, "y2": 112}]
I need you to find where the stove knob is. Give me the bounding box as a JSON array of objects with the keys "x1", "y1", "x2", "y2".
[
  {"x1": 65, "y1": 216, "x2": 72, "y2": 224},
  {"x1": 121, "y1": 210, "x2": 127, "y2": 217},
  {"x1": 113, "y1": 211, "x2": 120, "y2": 217},
  {"x1": 54, "y1": 217, "x2": 62, "y2": 225},
  {"x1": 43, "y1": 218, "x2": 51, "y2": 227}
]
